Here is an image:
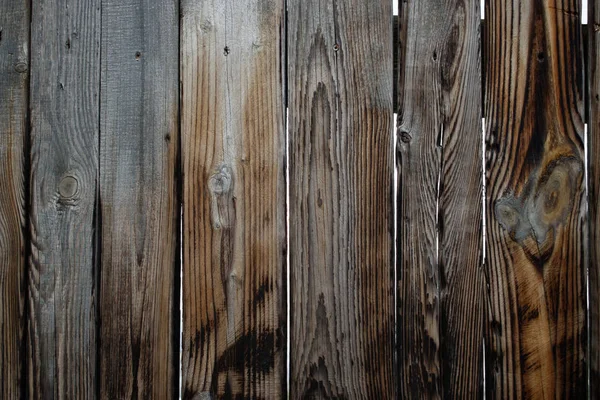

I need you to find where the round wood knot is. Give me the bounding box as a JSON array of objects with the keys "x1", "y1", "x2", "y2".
[
  {"x1": 58, "y1": 176, "x2": 78, "y2": 199},
  {"x1": 14, "y1": 62, "x2": 28, "y2": 73},
  {"x1": 400, "y1": 130, "x2": 412, "y2": 143},
  {"x1": 208, "y1": 165, "x2": 233, "y2": 196}
]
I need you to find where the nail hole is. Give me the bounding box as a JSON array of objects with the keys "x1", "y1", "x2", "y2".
[{"x1": 537, "y1": 52, "x2": 545, "y2": 62}]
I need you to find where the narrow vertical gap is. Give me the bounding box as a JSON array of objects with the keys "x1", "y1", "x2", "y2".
[
  {"x1": 283, "y1": 0, "x2": 290, "y2": 397},
  {"x1": 585, "y1": 123, "x2": 591, "y2": 399},
  {"x1": 177, "y1": 1, "x2": 183, "y2": 399},
  {"x1": 285, "y1": 106, "x2": 290, "y2": 400},
  {"x1": 481, "y1": 118, "x2": 487, "y2": 400},
  {"x1": 21, "y1": 0, "x2": 34, "y2": 397},
  {"x1": 582, "y1": 3, "x2": 591, "y2": 397},
  {"x1": 480, "y1": 9, "x2": 488, "y2": 396},
  {"x1": 94, "y1": 1, "x2": 104, "y2": 398},
  {"x1": 392, "y1": 3, "x2": 399, "y2": 396},
  {"x1": 481, "y1": 0, "x2": 485, "y2": 20},
  {"x1": 178, "y1": 205, "x2": 183, "y2": 400}
]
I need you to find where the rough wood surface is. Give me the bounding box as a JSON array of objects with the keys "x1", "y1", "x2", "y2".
[
  {"x1": 28, "y1": 0, "x2": 101, "y2": 397},
  {"x1": 589, "y1": 0, "x2": 600, "y2": 397},
  {"x1": 396, "y1": 0, "x2": 484, "y2": 398},
  {"x1": 483, "y1": 1, "x2": 586, "y2": 398},
  {"x1": 99, "y1": 0, "x2": 179, "y2": 398},
  {"x1": 180, "y1": 0, "x2": 286, "y2": 397},
  {"x1": 288, "y1": 0, "x2": 395, "y2": 397},
  {"x1": 0, "y1": 0, "x2": 29, "y2": 397}
]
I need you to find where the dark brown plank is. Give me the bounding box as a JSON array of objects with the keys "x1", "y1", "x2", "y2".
[
  {"x1": 0, "y1": 0, "x2": 29, "y2": 397},
  {"x1": 589, "y1": 0, "x2": 600, "y2": 397},
  {"x1": 28, "y1": 0, "x2": 100, "y2": 397},
  {"x1": 98, "y1": 1, "x2": 179, "y2": 398},
  {"x1": 396, "y1": 0, "x2": 484, "y2": 398},
  {"x1": 180, "y1": 0, "x2": 286, "y2": 398},
  {"x1": 288, "y1": 0, "x2": 395, "y2": 397},
  {"x1": 483, "y1": 1, "x2": 586, "y2": 397}
]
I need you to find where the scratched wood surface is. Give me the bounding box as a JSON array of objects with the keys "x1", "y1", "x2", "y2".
[
  {"x1": 99, "y1": 0, "x2": 179, "y2": 398},
  {"x1": 0, "y1": 0, "x2": 29, "y2": 397},
  {"x1": 180, "y1": 0, "x2": 286, "y2": 398},
  {"x1": 483, "y1": 0, "x2": 587, "y2": 398},
  {"x1": 288, "y1": 0, "x2": 395, "y2": 398},
  {"x1": 589, "y1": 1, "x2": 600, "y2": 397},
  {"x1": 396, "y1": 0, "x2": 484, "y2": 398},
  {"x1": 28, "y1": 0, "x2": 101, "y2": 397}
]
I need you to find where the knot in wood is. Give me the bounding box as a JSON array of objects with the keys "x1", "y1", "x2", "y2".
[
  {"x1": 58, "y1": 175, "x2": 79, "y2": 200},
  {"x1": 400, "y1": 130, "x2": 412, "y2": 143},
  {"x1": 208, "y1": 165, "x2": 233, "y2": 196},
  {"x1": 14, "y1": 62, "x2": 28, "y2": 73}
]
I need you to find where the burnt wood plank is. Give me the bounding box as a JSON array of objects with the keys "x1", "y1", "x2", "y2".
[
  {"x1": 28, "y1": 0, "x2": 101, "y2": 397},
  {"x1": 288, "y1": 0, "x2": 395, "y2": 397},
  {"x1": 180, "y1": 0, "x2": 286, "y2": 397},
  {"x1": 396, "y1": 0, "x2": 484, "y2": 398},
  {"x1": 0, "y1": 0, "x2": 29, "y2": 397},
  {"x1": 98, "y1": 0, "x2": 179, "y2": 398},
  {"x1": 483, "y1": 1, "x2": 587, "y2": 397},
  {"x1": 589, "y1": 0, "x2": 600, "y2": 397}
]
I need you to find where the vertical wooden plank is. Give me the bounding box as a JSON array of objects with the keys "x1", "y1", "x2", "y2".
[
  {"x1": 288, "y1": 1, "x2": 395, "y2": 398},
  {"x1": 0, "y1": 0, "x2": 29, "y2": 397},
  {"x1": 180, "y1": 0, "x2": 286, "y2": 397},
  {"x1": 484, "y1": 0, "x2": 586, "y2": 398},
  {"x1": 588, "y1": 0, "x2": 600, "y2": 397},
  {"x1": 99, "y1": 0, "x2": 179, "y2": 398},
  {"x1": 396, "y1": 0, "x2": 484, "y2": 398},
  {"x1": 28, "y1": 0, "x2": 100, "y2": 397}
]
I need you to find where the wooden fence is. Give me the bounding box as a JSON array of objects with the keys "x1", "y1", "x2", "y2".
[{"x1": 0, "y1": 0, "x2": 598, "y2": 398}]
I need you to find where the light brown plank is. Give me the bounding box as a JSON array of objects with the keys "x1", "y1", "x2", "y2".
[
  {"x1": 483, "y1": 0, "x2": 587, "y2": 397},
  {"x1": 98, "y1": 0, "x2": 179, "y2": 398},
  {"x1": 288, "y1": 0, "x2": 395, "y2": 397},
  {"x1": 0, "y1": 0, "x2": 29, "y2": 397},
  {"x1": 28, "y1": 0, "x2": 100, "y2": 397},
  {"x1": 180, "y1": 0, "x2": 286, "y2": 397},
  {"x1": 396, "y1": 0, "x2": 484, "y2": 397}
]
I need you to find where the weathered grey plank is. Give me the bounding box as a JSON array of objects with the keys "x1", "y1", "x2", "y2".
[
  {"x1": 180, "y1": 0, "x2": 286, "y2": 397},
  {"x1": 483, "y1": 0, "x2": 586, "y2": 397},
  {"x1": 288, "y1": 0, "x2": 395, "y2": 397},
  {"x1": 99, "y1": 0, "x2": 179, "y2": 398},
  {"x1": 28, "y1": 0, "x2": 100, "y2": 396},
  {"x1": 0, "y1": 0, "x2": 29, "y2": 397},
  {"x1": 396, "y1": 0, "x2": 484, "y2": 397}
]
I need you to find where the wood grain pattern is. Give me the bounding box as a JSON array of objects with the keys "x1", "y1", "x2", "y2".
[
  {"x1": 396, "y1": 0, "x2": 484, "y2": 398},
  {"x1": 288, "y1": 0, "x2": 395, "y2": 397},
  {"x1": 28, "y1": 0, "x2": 100, "y2": 397},
  {"x1": 99, "y1": 0, "x2": 179, "y2": 398},
  {"x1": 0, "y1": 0, "x2": 29, "y2": 397},
  {"x1": 180, "y1": 0, "x2": 286, "y2": 397},
  {"x1": 588, "y1": 0, "x2": 600, "y2": 397},
  {"x1": 483, "y1": 0, "x2": 586, "y2": 398}
]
